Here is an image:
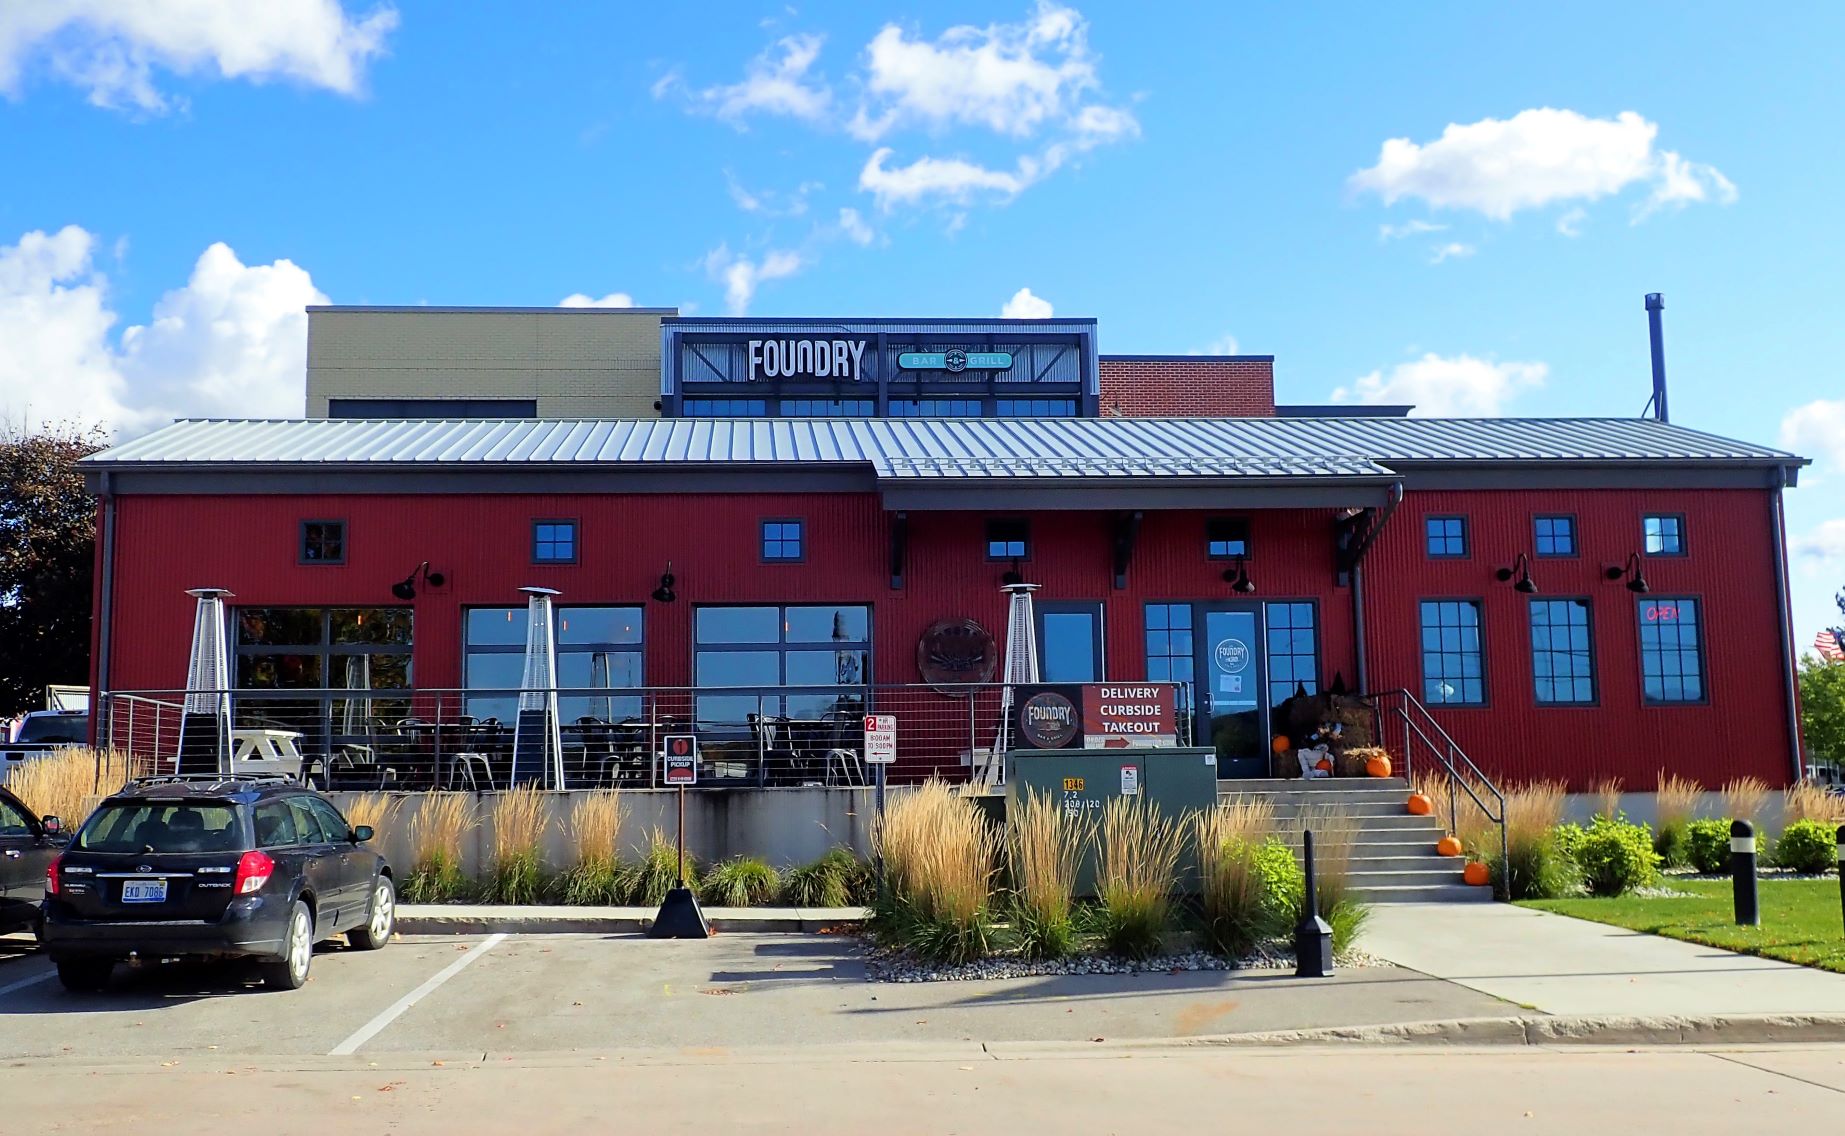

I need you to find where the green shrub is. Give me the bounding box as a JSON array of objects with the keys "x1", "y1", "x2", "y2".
[
  {"x1": 1653, "y1": 821, "x2": 1690, "y2": 869},
  {"x1": 1487, "y1": 826, "x2": 1580, "y2": 900},
  {"x1": 629, "y1": 828, "x2": 698, "y2": 906},
  {"x1": 1683, "y1": 818, "x2": 1732, "y2": 875},
  {"x1": 701, "y1": 856, "x2": 782, "y2": 906},
  {"x1": 1251, "y1": 837, "x2": 1304, "y2": 925},
  {"x1": 1552, "y1": 822, "x2": 1587, "y2": 862},
  {"x1": 1574, "y1": 817, "x2": 1660, "y2": 897},
  {"x1": 823, "y1": 848, "x2": 878, "y2": 905},
  {"x1": 1773, "y1": 820, "x2": 1838, "y2": 875},
  {"x1": 781, "y1": 854, "x2": 851, "y2": 908}
]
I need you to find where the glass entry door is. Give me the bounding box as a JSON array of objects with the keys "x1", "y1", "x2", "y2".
[{"x1": 1196, "y1": 604, "x2": 1267, "y2": 778}]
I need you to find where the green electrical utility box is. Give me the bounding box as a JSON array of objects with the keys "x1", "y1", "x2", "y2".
[{"x1": 1005, "y1": 746, "x2": 1220, "y2": 896}]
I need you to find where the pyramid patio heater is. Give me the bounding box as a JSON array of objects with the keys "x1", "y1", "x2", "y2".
[
  {"x1": 981, "y1": 581, "x2": 1041, "y2": 789},
  {"x1": 176, "y1": 587, "x2": 234, "y2": 776},
  {"x1": 510, "y1": 586, "x2": 566, "y2": 788}
]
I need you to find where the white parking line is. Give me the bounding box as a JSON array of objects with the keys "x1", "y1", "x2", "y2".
[
  {"x1": 0, "y1": 970, "x2": 55, "y2": 998},
  {"x1": 328, "y1": 933, "x2": 507, "y2": 1056}
]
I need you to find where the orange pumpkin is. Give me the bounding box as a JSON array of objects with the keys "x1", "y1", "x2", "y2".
[
  {"x1": 1462, "y1": 861, "x2": 1491, "y2": 886},
  {"x1": 1314, "y1": 757, "x2": 1333, "y2": 773},
  {"x1": 1271, "y1": 735, "x2": 1291, "y2": 754},
  {"x1": 1436, "y1": 835, "x2": 1463, "y2": 857},
  {"x1": 1366, "y1": 755, "x2": 1393, "y2": 779},
  {"x1": 1406, "y1": 792, "x2": 1434, "y2": 816}
]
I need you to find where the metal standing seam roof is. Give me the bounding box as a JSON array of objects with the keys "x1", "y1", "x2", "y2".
[{"x1": 79, "y1": 415, "x2": 1804, "y2": 477}]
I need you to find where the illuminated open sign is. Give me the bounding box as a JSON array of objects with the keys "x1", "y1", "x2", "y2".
[{"x1": 1644, "y1": 603, "x2": 1684, "y2": 623}]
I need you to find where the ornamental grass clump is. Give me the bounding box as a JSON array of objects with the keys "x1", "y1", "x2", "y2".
[
  {"x1": 556, "y1": 791, "x2": 630, "y2": 905},
  {"x1": 1194, "y1": 797, "x2": 1282, "y2": 958},
  {"x1": 873, "y1": 780, "x2": 999, "y2": 964},
  {"x1": 485, "y1": 785, "x2": 550, "y2": 905},
  {"x1": 2, "y1": 746, "x2": 131, "y2": 829},
  {"x1": 341, "y1": 792, "x2": 401, "y2": 842},
  {"x1": 780, "y1": 851, "x2": 852, "y2": 908},
  {"x1": 1095, "y1": 798, "x2": 1183, "y2": 960},
  {"x1": 1653, "y1": 770, "x2": 1701, "y2": 868},
  {"x1": 1289, "y1": 805, "x2": 1369, "y2": 953},
  {"x1": 404, "y1": 792, "x2": 475, "y2": 903},
  {"x1": 1490, "y1": 780, "x2": 1577, "y2": 901},
  {"x1": 1720, "y1": 776, "x2": 1771, "y2": 827},
  {"x1": 630, "y1": 826, "x2": 698, "y2": 906},
  {"x1": 1006, "y1": 789, "x2": 1087, "y2": 960},
  {"x1": 1784, "y1": 781, "x2": 1845, "y2": 825},
  {"x1": 702, "y1": 856, "x2": 782, "y2": 906},
  {"x1": 1591, "y1": 777, "x2": 1625, "y2": 820}
]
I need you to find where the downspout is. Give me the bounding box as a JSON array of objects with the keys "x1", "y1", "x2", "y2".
[
  {"x1": 1769, "y1": 466, "x2": 1804, "y2": 782},
  {"x1": 95, "y1": 470, "x2": 117, "y2": 745},
  {"x1": 1349, "y1": 481, "x2": 1405, "y2": 695}
]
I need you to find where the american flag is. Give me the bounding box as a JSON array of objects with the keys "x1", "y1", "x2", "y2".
[{"x1": 1818, "y1": 630, "x2": 1845, "y2": 663}]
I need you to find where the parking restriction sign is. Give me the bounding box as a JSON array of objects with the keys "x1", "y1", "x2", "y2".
[
  {"x1": 662, "y1": 735, "x2": 699, "y2": 786},
  {"x1": 864, "y1": 714, "x2": 896, "y2": 764}
]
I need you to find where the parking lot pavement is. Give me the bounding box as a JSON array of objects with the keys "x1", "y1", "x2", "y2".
[{"x1": 0, "y1": 931, "x2": 1511, "y2": 1060}]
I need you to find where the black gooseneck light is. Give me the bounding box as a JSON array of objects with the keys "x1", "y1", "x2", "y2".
[
  {"x1": 1495, "y1": 552, "x2": 1539, "y2": 595},
  {"x1": 1605, "y1": 552, "x2": 1651, "y2": 594},
  {"x1": 390, "y1": 562, "x2": 446, "y2": 601}
]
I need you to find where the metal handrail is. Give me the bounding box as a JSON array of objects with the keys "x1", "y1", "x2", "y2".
[{"x1": 1362, "y1": 688, "x2": 1510, "y2": 901}]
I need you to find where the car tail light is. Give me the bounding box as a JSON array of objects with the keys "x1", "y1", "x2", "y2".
[
  {"x1": 45, "y1": 856, "x2": 60, "y2": 896},
  {"x1": 234, "y1": 850, "x2": 274, "y2": 895}
]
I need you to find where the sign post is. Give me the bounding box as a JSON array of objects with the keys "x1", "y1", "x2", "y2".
[
  {"x1": 865, "y1": 714, "x2": 896, "y2": 896},
  {"x1": 649, "y1": 734, "x2": 710, "y2": 939}
]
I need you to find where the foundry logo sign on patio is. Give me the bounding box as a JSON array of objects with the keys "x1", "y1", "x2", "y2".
[{"x1": 747, "y1": 339, "x2": 868, "y2": 381}]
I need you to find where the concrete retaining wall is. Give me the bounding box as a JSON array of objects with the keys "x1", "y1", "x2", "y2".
[{"x1": 327, "y1": 786, "x2": 888, "y2": 876}]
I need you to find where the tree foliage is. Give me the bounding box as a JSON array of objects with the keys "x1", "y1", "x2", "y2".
[
  {"x1": 0, "y1": 423, "x2": 106, "y2": 714},
  {"x1": 1802, "y1": 651, "x2": 1845, "y2": 769}
]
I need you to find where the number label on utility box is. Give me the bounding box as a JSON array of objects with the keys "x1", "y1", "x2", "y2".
[
  {"x1": 662, "y1": 735, "x2": 699, "y2": 786},
  {"x1": 864, "y1": 714, "x2": 897, "y2": 764}
]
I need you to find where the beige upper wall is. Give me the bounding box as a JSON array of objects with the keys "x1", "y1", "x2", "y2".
[{"x1": 305, "y1": 307, "x2": 674, "y2": 418}]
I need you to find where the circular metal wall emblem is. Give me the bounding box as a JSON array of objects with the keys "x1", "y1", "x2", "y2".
[
  {"x1": 1019, "y1": 690, "x2": 1080, "y2": 749},
  {"x1": 1214, "y1": 638, "x2": 1250, "y2": 673},
  {"x1": 944, "y1": 348, "x2": 968, "y2": 373},
  {"x1": 918, "y1": 618, "x2": 998, "y2": 692}
]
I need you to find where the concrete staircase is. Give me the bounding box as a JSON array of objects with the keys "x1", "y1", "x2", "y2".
[{"x1": 1218, "y1": 777, "x2": 1493, "y2": 904}]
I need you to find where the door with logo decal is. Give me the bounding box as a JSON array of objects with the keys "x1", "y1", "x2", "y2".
[{"x1": 1197, "y1": 605, "x2": 1267, "y2": 777}]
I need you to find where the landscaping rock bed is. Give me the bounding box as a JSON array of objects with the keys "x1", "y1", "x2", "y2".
[{"x1": 863, "y1": 942, "x2": 1387, "y2": 982}]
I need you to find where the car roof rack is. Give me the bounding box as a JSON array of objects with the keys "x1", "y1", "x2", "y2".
[{"x1": 126, "y1": 772, "x2": 301, "y2": 789}]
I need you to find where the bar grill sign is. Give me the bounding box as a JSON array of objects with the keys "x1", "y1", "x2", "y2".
[
  {"x1": 864, "y1": 714, "x2": 897, "y2": 764},
  {"x1": 662, "y1": 735, "x2": 698, "y2": 786}
]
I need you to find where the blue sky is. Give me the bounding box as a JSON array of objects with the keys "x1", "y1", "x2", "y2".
[{"x1": 0, "y1": 1, "x2": 1840, "y2": 638}]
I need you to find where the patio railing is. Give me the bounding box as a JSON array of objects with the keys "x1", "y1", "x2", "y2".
[{"x1": 97, "y1": 683, "x2": 1194, "y2": 791}]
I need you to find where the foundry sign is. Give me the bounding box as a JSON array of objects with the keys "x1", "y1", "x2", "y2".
[
  {"x1": 897, "y1": 349, "x2": 1013, "y2": 373},
  {"x1": 747, "y1": 338, "x2": 869, "y2": 382}
]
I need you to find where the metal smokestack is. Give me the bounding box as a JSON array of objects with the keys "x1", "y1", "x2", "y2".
[{"x1": 1645, "y1": 293, "x2": 1668, "y2": 423}]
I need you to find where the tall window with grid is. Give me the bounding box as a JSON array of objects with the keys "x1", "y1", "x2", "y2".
[
  {"x1": 1529, "y1": 598, "x2": 1595, "y2": 705},
  {"x1": 1143, "y1": 604, "x2": 1195, "y2": 717},
  {"x1": 1419, "y1": 600, "x2": 1484, "y2": 705},
  {"x1": 1637, "y1": 596, "x2": 1705, "y2": 703},
  {"x1": 1264, "y1": 602, "x2": 1318, "y2": 706}
]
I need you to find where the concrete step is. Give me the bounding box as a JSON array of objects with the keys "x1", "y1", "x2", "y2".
[
  {"x1": 1347, "y1": 883, "x2": 1495, "y2": 904},
  {"x1": 1274, "y1": 814, "x2": 1448, "y2": 833},
  {"x1": 1346, "y1": 866, "x2": 1468, "y2": 888},
  {"x1": 1261, "y1": 801, "x2": 1422, "y2": 819},
  {"x1": 1353, "y1": 853, "x2": 1458, "y2": 870},
  {"x1": 1221, "y1": 778, "x2": 1409, "y2": 793}
]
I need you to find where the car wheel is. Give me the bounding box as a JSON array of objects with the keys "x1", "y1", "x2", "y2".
[
  {"x1": 260, "y1": 901, "x2": 314, "y2": 990},
  {"x1": 348, "y1": 876, "x2": 395, "y2": 951},
  {"x1": 55, "y1": 957, "x2": 114, "y2": 993}
]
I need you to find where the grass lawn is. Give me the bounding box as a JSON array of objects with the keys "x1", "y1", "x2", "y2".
[{"x1": 1520, "y1": 878, "x2": 1845, "y2": 975}]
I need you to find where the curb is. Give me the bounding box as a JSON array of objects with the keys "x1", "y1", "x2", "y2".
[
  {"x1": 396, "y1": 906, "x2": 867, "y2": 936},
  {"x1": 1156, "y1": 1013, "x2": 1845, "y2": 1049}
]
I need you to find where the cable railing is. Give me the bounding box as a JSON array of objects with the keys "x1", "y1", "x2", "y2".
[{"x1": 99, "y1": 682, "x2": 1196, "y2": 791}]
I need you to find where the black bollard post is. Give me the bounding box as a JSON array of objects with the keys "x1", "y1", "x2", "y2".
[
  {"x1": 1294, "y1": 829, "x2": 1335, "y2": 978},
  {"x1": 1730, "y1": 819, "x2": 1759, "y2": 927},
  {"x1": 1836, "y1": 825, "x2": 1844, "y2": 936}
]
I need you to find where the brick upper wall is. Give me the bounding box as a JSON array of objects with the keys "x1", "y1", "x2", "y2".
[{"x1": 1097, "y1": 355, "x2": 1276, "y2": 417}]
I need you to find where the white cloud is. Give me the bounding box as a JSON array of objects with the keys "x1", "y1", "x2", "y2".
[
  {"x1": 667, "y1": 33, "x2": 830, "y2": 127},
  {"x1": 1794, "y1": 519, "x2": 1845, "y2": 567},
  {"x1": 1782, "y1": 398, "x2": 1845, "y2": 470},
  {"x1": 1378, "y1": 219, "x2": 1445, "y2": 242},
  {"x1": 0, "y1": 226, "x2": 324, "y2": 433},
  {"x1": 1331, "y1": 353, "x2": 1547, "y2": 417},
  {"x1": 1555, "y1": 207, "x2": 1587, "y2": 237},
  {"x1": 1000, "y1": 287, "x2": 1053, "y2": 319},
  {"x1": 1350, "y1": 108, "x2": 1735, "y2": 222},
  {"x1": 724, "y1": 171, "x2": 822, "y2": 217},
  {"x1": 558, "y1": 292, "x2": 636, "y2": 308},
  {"x1": 703, "y1": 244, "x2": 804, "y2": 315},
  {"x1": 858, "y1": 147, "x2": 1037, "y2": 210},
  {"x1": 1195, "y1": 333, "x2": 1240, "y2": 356},
  {"x1": 1429, "y1": 241, "x2": 1475, "y2": 264},
  {"x1": 836, "y1": 207, "x2": 875, "y2": 246},
  {"x1": 0, "y1": 0, "x2": 397, "y2": 113},
  {"x1": 847, "y1": 2, "x2": 1128, "y2": 141}
]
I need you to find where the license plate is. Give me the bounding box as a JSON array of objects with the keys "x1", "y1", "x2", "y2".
[{"x1": 121, "y1": 880, "x2": 168, "y2": 903}]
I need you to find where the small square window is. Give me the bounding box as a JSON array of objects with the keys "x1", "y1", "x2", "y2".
[
  {"x1": 1534, "y1": 515, "x2": 1577, "y2": 557},
  {"x1": 1643, "y1": 514, "x2": 1685, "y2": 556},
  {"x1": 1206, "y1": 518, "x2": 1250, "y2": 560},
  {"x1": 986, "y1": 519, "x2": 1029, "y2": 561},
  {"x1": 300, "y1": 520, "x2": 345, "y2": 565},
  {"x1": 1425, "y1": 516, "x2": 1468, "y2": 558},
  {"x1": 533, "y1": 521, "x2": 577, "y2": 564},
  {"x1": 762, "y1": 519, "x2": 804, "y2": 562}
]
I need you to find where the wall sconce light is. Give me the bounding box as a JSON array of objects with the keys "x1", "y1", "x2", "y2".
[
  {"x1": 1605, "y1": 552, "x2": 1650, "y2": 594},
  {"x1": 1495, "y1": 552, "x2": 1539, "y2": 595},
  {"x1": 1001, "y1": 558, "x2": 1024, "y2": 587},
  {"x1": 651, "y1": 562, "x2": 677, "y2": 603},
  {"x1": 390, "y1": 562, "x2": 446, "y2": 601},
  {"x1": 1222, "y1": 555, "x2": 1256, "y2": 594}
]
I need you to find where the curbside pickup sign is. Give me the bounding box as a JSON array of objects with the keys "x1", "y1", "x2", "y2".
[
  {"x1": 1082, "y1": 684, "x2": 1177, "y2": 749},
  {"x1": 662, "y1": 735, "x2": 699, "y2": 786}
]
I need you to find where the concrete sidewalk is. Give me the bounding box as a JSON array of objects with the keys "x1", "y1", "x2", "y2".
[{"x1": 1363, "y1": 901, "x2": 1845, "y2": 1016}]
